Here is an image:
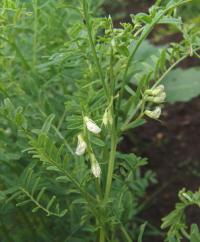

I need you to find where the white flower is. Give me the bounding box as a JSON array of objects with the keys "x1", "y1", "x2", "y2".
[
  {"x1": 90, "y1": 153, "x2": 101, "y2": 178},
  {"x1": 75, "y1": 134, "x2": 87, "y2": 156},
  {"x1": 144, "y1": 106, "x2": 161, "y2": 119},
  {"x1": 84, "y1": 116, "x2": 101, "y2": 134},
  {"x1": 91, "y1": 161, "x2": 101, "y2": 178}
]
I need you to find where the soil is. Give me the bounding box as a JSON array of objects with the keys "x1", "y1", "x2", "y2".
[{"x1": 104, "y1": 1, "x2": 200, "y2": 241}]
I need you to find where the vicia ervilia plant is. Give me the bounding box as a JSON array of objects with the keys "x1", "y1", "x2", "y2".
[{"x1": 0, "y1": 0, "x2": 200, "y2": 242}]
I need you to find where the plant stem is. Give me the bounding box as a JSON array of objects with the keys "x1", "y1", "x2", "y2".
[
  {"x1": 82, "y1": 0, "x2": 108, "y2": 98},
  {"x1": 117, "y1": 11, "x2": 164, "y2": 111},
  {"x1": 99, "y1": 227, "x2": 105, "y2": 242},
  {"x1": 120, "y1": 225, "x2": 132, "y2": 242},
  {"x1": 122, "y1": 46, "x2": 200, "y2": 131},
  {"x1": 105, "y1": 123, "x2": 117, "y2": 199},
  {"x1": 117, "y1": 0, "x2": 190, "y2": 113},
  {"x1": 33, "y1": 0, "x2": 38, "y2": 68}
]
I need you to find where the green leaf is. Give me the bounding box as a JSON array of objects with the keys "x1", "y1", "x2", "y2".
[
  {"x1": 90, "y1": 136, "x2": 105, "y2": 147},
  {"x1": 46, "y1": 166, "x2": 60, "y2": 172},
  {"x1": 56, "y1": 176, "x2": 69, "y2": 183},
  {"x1": 116, "y1": 153, "x2": 148, "y2": 171},
  {"x1": 59, "y1": 209, "x2": 68, "y2": 217},
  {"x1": 41, "y1": 114, "x2": 55, "y2": 133},
  {"x1": 163, "y1": 68, "x2": 200, "y2": 103},
  {"x1": 138, "y1": 222, "x2": 147, "y2": 242},
  {"x1": 0, "y1": 191, "x2": 6, "y2": 201},
  {"x1": 36, "y1": 187, "x2": 46, "y2": 202},
  {"x1": 125, "y1": 119, "x2": 146, "y2": 130},
  {"x1": 16, "y1": 200, "x2": 31, "y2": 207},
  {"x1": 190, "y1": 224, "x2": 200, "y2": 242},
  {"x1": 47, "y1": 196, "x2": 56, "y2": 210},
  {"x1": 32, "y1": 207, "x2": 40, "y2": 213}
]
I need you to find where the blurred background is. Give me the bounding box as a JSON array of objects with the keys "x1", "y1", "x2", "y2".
[{"x1": 103, "y1": 1, "x2": 200, "y2": 241}]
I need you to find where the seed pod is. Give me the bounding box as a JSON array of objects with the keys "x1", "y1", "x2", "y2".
[
  {"x1": 84, "y1": 116, "x2": 101, "y2": 134},
  {"x1": 144, "y1": 106, "x2": 161, "y2": 119},
  {"x1": 75, "y1": 134, "x2": 87, "y2": 156}
]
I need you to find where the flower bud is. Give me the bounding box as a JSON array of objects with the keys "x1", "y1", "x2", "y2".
[
  {"x1": 152, "y1": 85, "x2": 165, "y2": 96},
  {"x1": 152, "y1": 92, "x2": 166, "y2": 103},
  {"x1": 145, "y1": 85, "x2": 165, "y2": 96},
  {"x1": 102, "y1": 109, "x2": 113, "y2": 127},
  {"x1": 75, "y1": 134, "x2": 87, "y2": 156},
  {"x1": 144, "y1": 106, "x2": 161, "y2": 119},
  {"x1": 84, "y1": 116, "x2": 101, "y2": 134},
  {"x1": 145, "y1": 91, "x2": 166, "y2": 103},
  {"x1": 91, "y1": 161, "x2": 101, "y2": 178},
  {"x1": 90, "y1": 154, "x2": 101, "y2": 178}
]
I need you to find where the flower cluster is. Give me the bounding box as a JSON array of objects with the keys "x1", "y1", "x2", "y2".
[
  {"x1": 75, "y1": 116, "x2": 101, "y2": 178},
  {"x1": 144, "y1": 84, "x2": 166, "y2": 119}
]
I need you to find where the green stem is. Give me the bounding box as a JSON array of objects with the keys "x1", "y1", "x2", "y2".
[
  {"x1": 181, "y1": 228, "x2": 190, "y2": 240},
  {"x1": 120, "y1": 225, "x2": 132, "y2": 242},
  {"x1": 96, "y1": 178, "x2": 102, "y2": 199},
  {"x1": 33, "y1": 0, "x2": 38, "y2": 68},
  {"x1": 20, "y1": 188, "x2": 62, "y2": 217},
  {"x1": 82, "y1": 0, "x2": 108, "y2": 98},
  {"x1": 99, "y1": 227, "x2": 105, "y2": 242},
  {"x1": 57, "y1": 109, "x2": 67, "y2": 131},
  {"x1": 122, "y1": 46, "x2": 200, "y2": 131},
  {"x1": 117, "y1": 11, "x2": 164, "y2": 110},
  {"x1": 104, "y1": 123, "x2": 117, "y2": 200},
  {"x1": 117, "y1": 0, "x2": 190, "y2": 113}
]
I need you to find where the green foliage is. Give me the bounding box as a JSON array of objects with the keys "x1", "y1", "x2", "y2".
[
  {"x1": 163, "y1": 68, "x2": 200, "y2": 103},
  {"x1": 162, "y1": 189, "x2": 200, "y2": 242},
  {"x1": 0, "y1": 0, "x2": 199, "y2": 242}
]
